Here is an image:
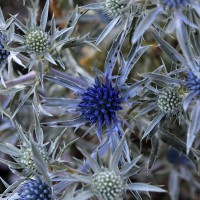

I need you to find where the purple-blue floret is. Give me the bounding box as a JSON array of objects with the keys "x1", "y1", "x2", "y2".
[
  {"x1": 78, "y1": 84, "x2": 123, "y2": 126},
  {"x1": 161, "y1": 0, "x2": 190, "y2": 9},
  {"x1": 187, "y1": 71, "x2": 200, "y2": 95},
  {"x1": 18, "y1": 178, "x2": 52, "y2": 200}
]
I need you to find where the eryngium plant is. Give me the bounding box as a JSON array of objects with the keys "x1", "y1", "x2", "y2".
[
  {"x1": 150, "y1": 28, "x2": 200, "y2": 153},
  {"x1": 0, "y1": 114, "x2": 72, "y2": 177},
  {"x1": 11, "y1": 0, "x2": 95, "y2": 70},
  {"x1": 42, "y1": 30, "x2": 148, "y2": 157},
  {"x1": 136, "y1": 84, "x2": 182, "y2": 140},
  {"x1": 82, "y1": 0, "x2": 140, "y2": 45},
  {"x1": 1, "y1": 0, "x2": 200, "y2": 199},
  {"x1": 62, "y1": 136, "x2": 166, "y2": 200},
  {"x1": 132, "y1": 0, "x2": 200, "y2": 44}
]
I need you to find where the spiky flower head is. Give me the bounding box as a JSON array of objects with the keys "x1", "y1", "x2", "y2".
[
  {"x1": 0, "y1": 32, "x2": 9, "y2": 66},
  {"x1": 93, "y1": 170, "x2": 124, "y2": 200},
  {"x1": 159, "y1": 0, "x2": 190, "y2": 9},
  {"x1": 25, "y1": 29, "x2": 51, "y2": 54},
  {"x1": 187, "y1": 70, "x2": 200, "y2": 95},
  {"x1": 157, "y1": 87, "x2": 181, "y2": 115},
  {"x1": 18, "y1": 178, "x2": 52, "y2": 200},
  {"x1": 78, "y1": 84, "x2": 123, "y2": 126},
  {"x1": 68, "y1": 136, "x2": 166, "y2": 199},
  {"x1": 20, "y1": 147, "x2": 48, "y2": 174},
  {"x1": 104, "y1": 0, "x2": 127, "y2": 17}
]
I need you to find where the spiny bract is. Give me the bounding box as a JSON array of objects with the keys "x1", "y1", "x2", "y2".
[
  {"x1": 18, "y1": 178, "x2": 52, "y2": 200},
  {"x1": 78, "y1": 84, "x2": 123, "y2": 126},
  {"x1": 93, "y1": 170, "x2": 124, "y2": 200},
  {"x1": 25, "y1": 29, "x2": 51, "y2": 54},
  {"x1": 157, "y1": 88, "x2": 181, "y2": 114}
]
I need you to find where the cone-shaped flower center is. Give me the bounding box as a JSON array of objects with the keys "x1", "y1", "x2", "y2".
[
  {"x1": 78, "y1": 84, "x2": 123, "y2": 126},
  {"x1": 93, "y1": 171, "x2": 124, "y2": 200},
  {"x1": 0, "y1": 33, "x2": 9, "y2": 66},
  {"x1": 26, "y1": 29, "x2": 50, "y2": 54},
  {"x1": 187, "y1": 71, "x2": 200, "y2": 95},
  {"x1": 160, "y1": 0, "x2": 190, "y2": 9},
  {"x1": 105, "y1": 0, "x2": 126, "y2": 17},
  {"x1": 18, "y1": 178, "x2": 52, "y2": 200},
  {"x1": 157, "y1": 87, "x2": 181, "y2": 114},
  {"x1": 20, "y1": 147, "x2": 48, "y2": 172}
]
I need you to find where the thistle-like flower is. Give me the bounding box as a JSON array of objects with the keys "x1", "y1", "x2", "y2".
[
  {"x1": 64, "y1": 136, "x2": 166, "y2": 200},
  {"x1": 0, "y1": 114, "x2": 77, "y2": 199},
  {"x1": 133, "y1": 26, "x2": 200, "y2": 169},
  {"x1": 25, "y1": 29, "x2": 51, "y2": 54},
  {"x1": 134, "y1": 64, "x2": 184, "y2": 140},
  {"x1": 93, "y1": 170, "x2": 124, "y2": 199},
  {"x1": 12, "y1": 0, "x2": 94, "y2": 69},
  {"x1": 132, "y1": 0, "x2": 200, "y2": 44},
  {"x1": 81, "y1": 0, "x2": 139, "y2": 45},
  {"x1": 0, "y1": 114, "x2": 71, "y2": 177},
  {"x1": 78, "y1": 84, "x2": 123, "y2": 126},
  {"x1": 18, "y1": 178, "x2": 52, "y2": 200},
  {"x1": 150, "y1": 29, "x2": 200, "y2": 153},
  {"x1": 42, "y1": 31, "x2": 148, "y2": 153}
]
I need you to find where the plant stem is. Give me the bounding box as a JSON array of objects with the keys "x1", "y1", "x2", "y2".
[{"x1": 5, "y1": 71, "x2": 37, "y2": 88}]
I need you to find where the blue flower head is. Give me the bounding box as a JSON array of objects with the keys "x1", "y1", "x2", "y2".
[
  {"x1": 187, "y1": 70, "x2": 200, "y2": 95},
  {"x1": 160, "y1": 0, "x2": 190, "y2": 9},
  {"x1": 18, "y1": 178, "x2": 52, "y2": 200},
  {"x1": 0, "y1": 32, "x2": 9, "y2": 66},
  {"x1": 43, "y1": 31, "x2": 147, "y2": 144},
  {"x1": 78, "y1": 83, "x2": 123, "y2": 126}
]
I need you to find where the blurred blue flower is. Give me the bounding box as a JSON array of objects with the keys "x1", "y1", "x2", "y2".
[
  {"x1": 161, "y1": 0, "x2": 190, "y2": 9},
  {"x1": 167, "y1": 147, "x2": 192, "y2": 166},
  {"x1": 187, "y1": 71, "x2": 200, "y2": 96},
  {"x1": 0, "y1": 33, "x2": 9, "y2": 66}
]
